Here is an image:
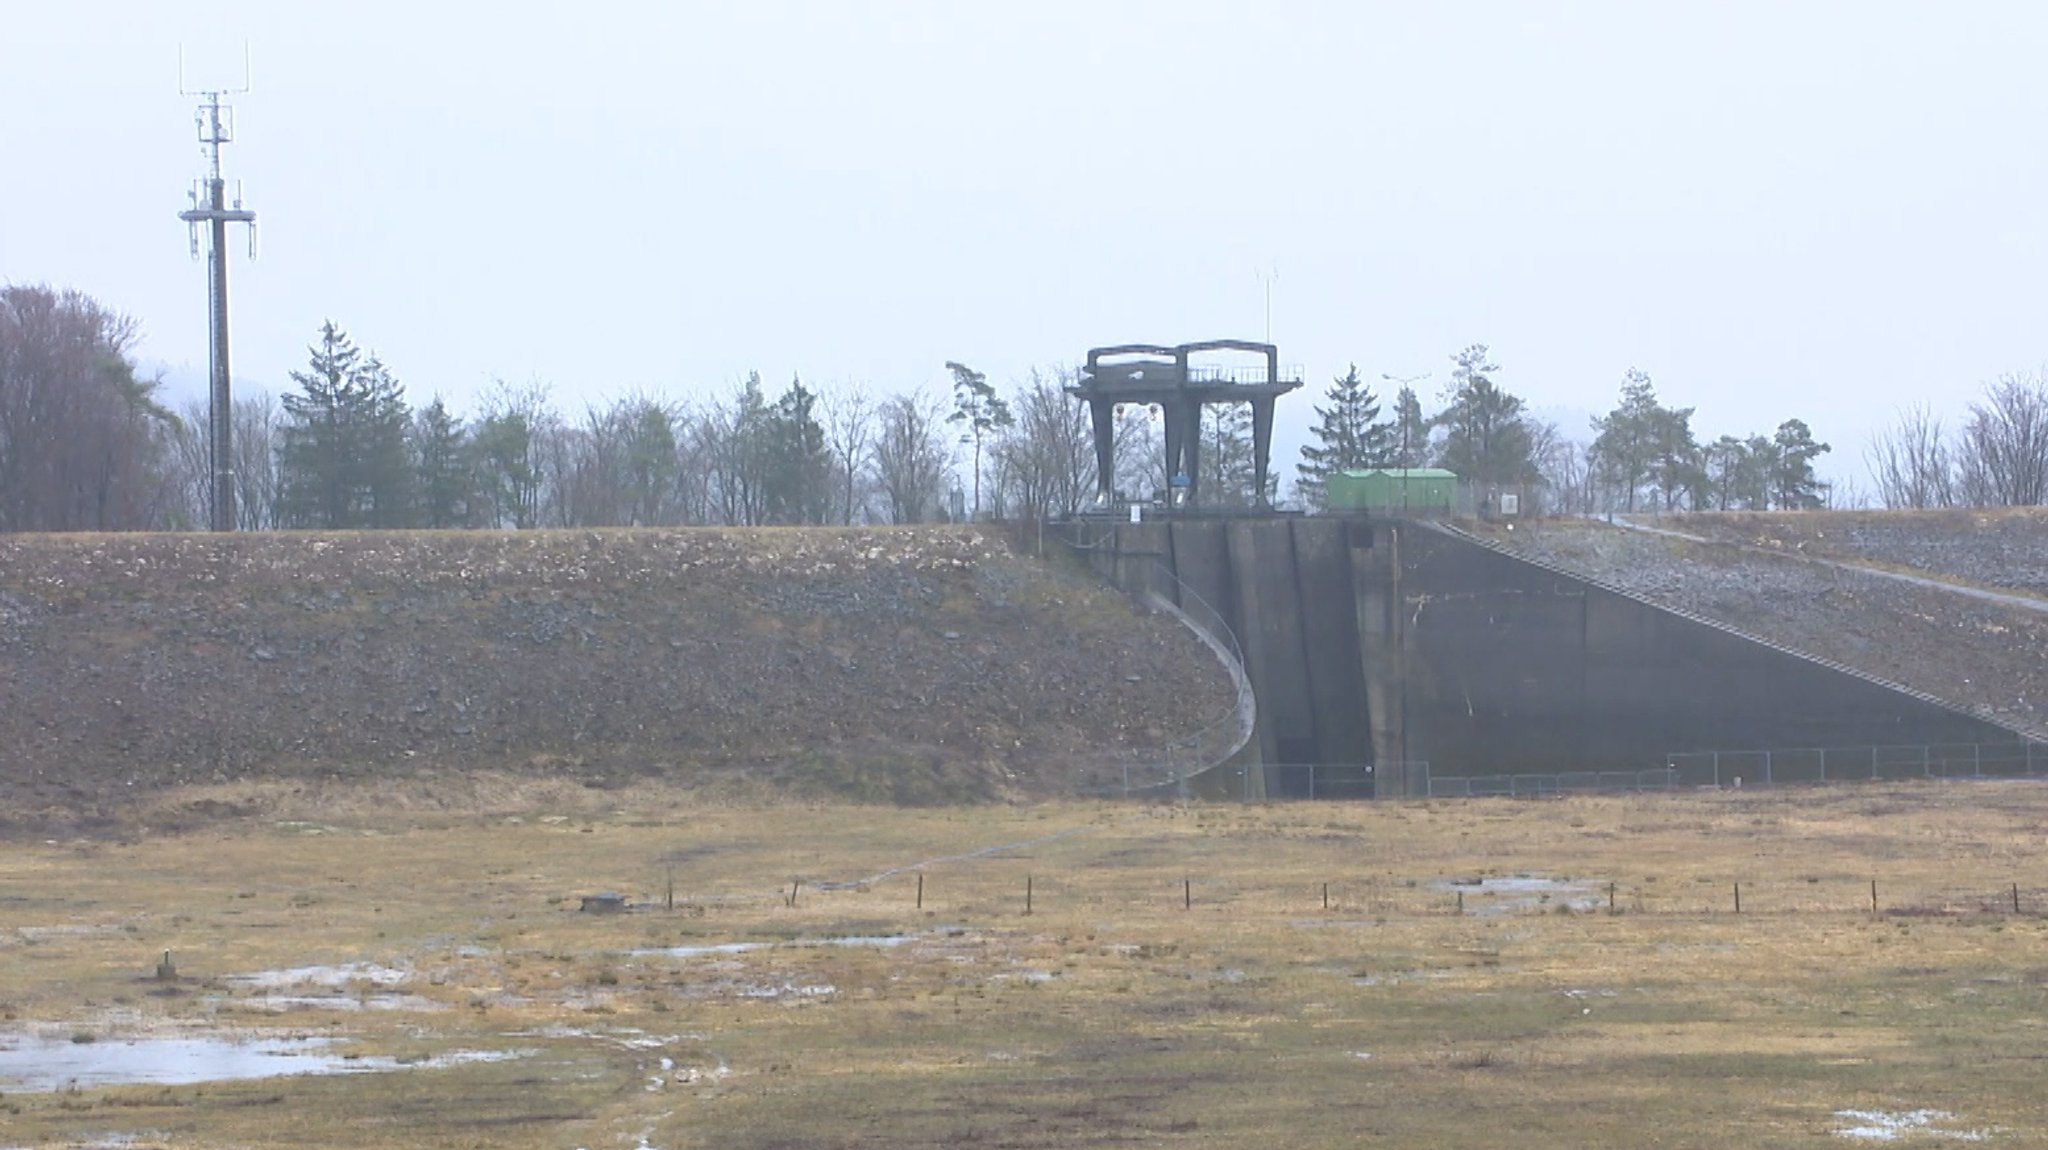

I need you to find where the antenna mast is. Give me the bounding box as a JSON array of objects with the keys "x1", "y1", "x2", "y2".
[{"x1": 177, "y1": 54, "x2": 257, "y2": 532}]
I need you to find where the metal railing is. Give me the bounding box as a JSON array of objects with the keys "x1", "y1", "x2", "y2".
[
  {"x1": 1184, "y1": 364, "x2": 1306, "y2": 385},
  {"x1": 1666, "y1": 741, "x2": 2048, "y2": 788},
  {"x1": 1059, "y1": 531, "x2": 1260, "y2": 799}
]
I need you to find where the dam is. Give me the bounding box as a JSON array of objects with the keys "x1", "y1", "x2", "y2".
[{"x1": 1065, "y1": 513, "x2": 2037, "y2": 798}]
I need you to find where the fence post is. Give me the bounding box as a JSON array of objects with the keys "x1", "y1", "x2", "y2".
[
  {"x1": 1973, "y1": 743, "x2": 1982, "y2": 778},
  {"x1": 1820, "y1": 747, "x2": 1828, "y2": 783},
  {"x1": 1308, "y1": 765, "x2": 1316, "y2": 801},
  {"x1": 1922, "y1": 745, "x2": 1931, "y2": 778},
  {"x1": 1713, "y1": 752, "x2": 1722, "y2": 789},
  {"x1": 1764, "y1": 750, "x2": 1773, "y2": 787},
  {"x1": 1733, "y1": 882, "x2": 1741, "y2": 915}
]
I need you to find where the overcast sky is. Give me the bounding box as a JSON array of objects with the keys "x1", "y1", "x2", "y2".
[{"x1": 7, "y1": 1, "x2": 2048, "y2": 495}]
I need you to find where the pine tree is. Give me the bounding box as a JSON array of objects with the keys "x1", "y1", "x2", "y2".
[
  {"x1": 1769, "y1": 418, "x2": 1831, "y2": 509},
  {"x1": 277, "y1": 322, "x2": 413, "y2": 528},
  {"x1": 946, "y1": 361, "x2": 1013, "y2": 519},
  {"x1": 1295, "y1": 364, "x2": 1395, "y2": 508},
  {"x1": 411, "y1": 396, "x2": 472, "y2": 528},
  {"x1": 762, "y1": 376, "x2": 832, "y2": 524},
  {"x1": 1201, "y1": 402, "x2": 1261, "y2": 507},
  {"x1": 1436, "y1": 344, "x2": 1537, "y2": 488},
  {"x1": 1392, "y1": 385, "x2": 1430, "y2": 469}
]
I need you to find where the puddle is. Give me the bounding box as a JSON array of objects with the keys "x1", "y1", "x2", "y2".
[
  {"x1": 1834, "y1": 1109, "x2": 1989, "y2": 1141},
  {"x1": 229, "y1": 962, "x2": 409, "y2": 990},
  {"x1": 0, "y1": 1032, "x2": 525, "y2": 1092},
  {"x1": 636, "y1": 934, "x2": 912, "y2": 959},
  {"x1": 1437, "y1": 876, "x2": 1602, "y2": 915},
  {"x1": 736, "y1": 982, "x2": 836, "y2": 999},
  {"x1": 223, "y1": 992, "x2": 445, "y2": 1013},
  {"x1": 221, "y1": 962, "x2": 437, "y2": 1012}
]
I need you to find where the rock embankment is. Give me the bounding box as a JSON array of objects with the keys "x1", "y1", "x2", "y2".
[
  {"x1": 1660, "y1": 508, "x2": 2048, "y2": 596},
  {"x1": 0, "y1": 527, "x2": 1235, "y2": 819},
  {"x1": 1472, "y1": 515, "x2": 2048, "y2": 740}
]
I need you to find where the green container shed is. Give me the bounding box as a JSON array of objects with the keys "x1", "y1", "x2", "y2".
[{"x1": 1326, "y1": 468, "x2": 1459, "y2": 515}]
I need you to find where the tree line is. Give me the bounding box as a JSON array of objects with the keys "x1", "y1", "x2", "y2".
[
  {"x1": 1290, "y1": 344, "x2": 1831, "y2": 513},
  {"x1": 2, "y1": 294, "x2": 1178, "y2": 531},
  {"x1": 15, "y1": 282, "x2": 2048, "y2": 533}
]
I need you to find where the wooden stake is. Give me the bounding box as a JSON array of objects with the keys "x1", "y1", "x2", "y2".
[
  {"x1": 2014, "y1": 882, "x2": 2022, "y2": 915},
  {"x1": 1322, "y1": 882, "x2": 1329, "y2": 911},
  {"x1": 666, "y1": 867, "x2": 674, "y2": 912},
  {"x1": 1025, "y1": 875, "x2": 1033, "y2": 916},
  {"x1": 1608, "y1": 882, "x2": 1616, "y2": 913},
  {"x1": 1734, "y1": 882, "x2": 1741, "y2": 915},
  {"x1": 916, "y1": 872, "x2": 924, "y2": 910},
  {"x1": 1184, "y1": 877, "x2": 1191, "y2": 910},
  {"x1": 1871, "y1": 879, "x2": 1879, "y2": 916}
]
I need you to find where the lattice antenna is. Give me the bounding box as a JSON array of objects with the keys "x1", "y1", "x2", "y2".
[{"x1": 176, "y1": 45, "x2": 257, "y2": 532}]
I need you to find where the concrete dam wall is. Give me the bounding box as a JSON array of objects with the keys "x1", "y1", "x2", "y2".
[{"x1": 1068, "y1": 517, "x2": 2028, "y2": 797}]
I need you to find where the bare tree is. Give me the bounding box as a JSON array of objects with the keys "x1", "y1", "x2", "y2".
[
  {"x1": 0, "y1": 285, "x2": 176, "y2": 531},
  {"x1": 870, "y1": 388, "x2": 951, "y2": 524},
  {"x1": 1957, "y1": 371, "x2": 2048, "y2": 507},
  {"x1": 1527, "y1": 419, "x2": 1586, "y2": 515},
  {"x1": 1866, "y1": 403, "x2": 1955, "y2": 509},
  {"x1": 166, "y1": 398, "x2": 213, "y2": 528},
  {"x1": 1113, "y1": 406, "x2": 1163, "y2": 501},
  {"x1": 232, "y1": 391, "x2": 282, "y2": 529},
  {"x1": 700, "y1": 374, "x2": 774, "y2": 526},
  {"x1": 471, "y1": 378, "x2": 557, "y2": 529},
  {"x1": 821, "y1": 385, "x2": 876, "y2": 525},
  {"x1": 994, "y1": 366, "x2": 1094, "y2": 520}
]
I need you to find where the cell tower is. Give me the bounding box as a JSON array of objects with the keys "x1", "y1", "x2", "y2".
[{"x1": 177, "y1": 64, "x2": 257, "y2": 532}]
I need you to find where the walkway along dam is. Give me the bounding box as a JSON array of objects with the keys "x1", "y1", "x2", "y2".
[{"x1": 1066, "y1": 515, "x2": 2035, "y2": 798}]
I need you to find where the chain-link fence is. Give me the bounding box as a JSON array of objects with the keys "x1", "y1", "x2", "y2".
[
  {"x1": 1264, "y1": 763, "x2": 1380, "y2": 800},
  {"x1": 1666, "y1": 741, "x2": 2048, "y2": 788},
  {"x1": 1422, "y1": 767, "x2": 1682, "y2": 798}
]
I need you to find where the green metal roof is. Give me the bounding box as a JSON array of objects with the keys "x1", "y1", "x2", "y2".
[{"x1": 1335, "y1": 468, "x2": 1459, "y2": 479}]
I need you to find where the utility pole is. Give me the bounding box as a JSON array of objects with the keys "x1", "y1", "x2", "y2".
[{"x1": 178, "y1": 66, "x2": 257, "y2": 532}]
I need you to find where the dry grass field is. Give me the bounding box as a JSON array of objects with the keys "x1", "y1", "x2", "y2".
[{"x1": 4, "y1": 779, "x2": 2048, "y2": 1148}]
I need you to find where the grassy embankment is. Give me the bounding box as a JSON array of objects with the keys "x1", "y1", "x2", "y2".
[{"x1": 3, "y1": 780, "x2": 2047, "y2": 1148}]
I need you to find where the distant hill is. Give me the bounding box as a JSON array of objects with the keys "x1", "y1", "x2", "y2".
[{"x1": 0, "y1": 527, "x2": 1235, "y2": 825}]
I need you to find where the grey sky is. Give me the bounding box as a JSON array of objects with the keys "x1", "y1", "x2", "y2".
[{"x1": 6, "y1": 1, "x2": 2047, "y2": 494}]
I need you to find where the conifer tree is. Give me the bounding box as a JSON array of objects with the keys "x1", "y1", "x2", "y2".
[
  {"x1": 1295, "y1": 364, "x2": 1395, "y2": 508},
  {"x1": 276, "y1": 322, "x2": 413, "y2": 528}
]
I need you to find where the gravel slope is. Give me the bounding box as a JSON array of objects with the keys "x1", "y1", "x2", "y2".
[{"x1": 0, "y1": 527, "x2": 1235, "y2": 822}]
